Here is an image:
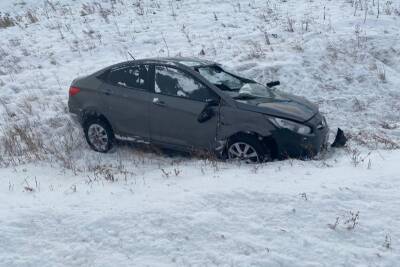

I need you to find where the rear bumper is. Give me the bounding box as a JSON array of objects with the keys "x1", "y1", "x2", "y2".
[{"x1": 68, "y1": 96, "x2": 83, "y2": 123}]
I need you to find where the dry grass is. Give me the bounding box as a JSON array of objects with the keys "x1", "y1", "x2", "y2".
[
  {"x1": 348, "y1": 131, "x2": 400, "y2": 150},
  {"x1": 377, "y1": 65, "x2": 387, "y2": 82},
  {"x1": 0, "y1": 13, "x2": 15, "y2": 28},
  {"x1": 1, "y1": 120, "x2": 46, "y2": 162},
  {"x1": 26, "y1": 10, "x2": 39, "y2": 24}
]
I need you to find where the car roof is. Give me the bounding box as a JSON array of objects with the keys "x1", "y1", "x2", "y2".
[
  {"x1": 126, "y1": 57, "x2": 217, "y2": 68},
  {"x1": 93, "y1": 57, "x2": 220, "y2": 80}
]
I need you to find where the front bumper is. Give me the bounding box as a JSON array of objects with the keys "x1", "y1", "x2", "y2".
[{"x1": 272, "y1": 115, "x2": 329, "y2": 159}]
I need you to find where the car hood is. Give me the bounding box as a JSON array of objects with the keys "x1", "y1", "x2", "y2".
[{"x1": 235, "y1": 91, "x2": 318, "y2": 122}]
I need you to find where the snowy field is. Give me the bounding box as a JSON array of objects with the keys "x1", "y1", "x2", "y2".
[{"x1": 1, "y1": 0, "x2": 400, "y2": 266}]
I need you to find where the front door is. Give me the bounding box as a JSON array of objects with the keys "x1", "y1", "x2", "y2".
[
  {"x1": 148, "y1": 65, "x2": 219, "y2": 150},
  {"x1": 99, "y1": 64, "x2": 151, "y2": 140}
]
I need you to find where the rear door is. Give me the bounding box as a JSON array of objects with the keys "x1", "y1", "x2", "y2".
[
  {"x1": 148, "y1": 65, "x2": 220, "y2": 150},
  {"x1": 99, "y1": 64, "x2": 151, "y2": 140}
]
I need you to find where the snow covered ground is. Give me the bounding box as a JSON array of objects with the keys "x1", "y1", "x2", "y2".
[
  {"x1": 1, "y1": 149, "x2": 400, "y2": 266},
  {"x1": 1, "y1": 0, "x2": 400, "y2": 266}
]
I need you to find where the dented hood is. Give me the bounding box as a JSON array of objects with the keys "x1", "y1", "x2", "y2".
[{"x1": 235, "y1": 91, "x2": 319, "y2": 122}]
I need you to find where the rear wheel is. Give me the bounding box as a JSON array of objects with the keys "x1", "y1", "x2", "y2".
[
  {"x1": 227, "y1": 136, "x2": 271, "y2": 163},
  {"x1": 84, "y1": 118, "x2": 114, "y2": 153}
]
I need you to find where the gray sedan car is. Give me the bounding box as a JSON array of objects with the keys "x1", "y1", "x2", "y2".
[{"x1": 68, "y1": 57, "x2": 330, "y2": 163}]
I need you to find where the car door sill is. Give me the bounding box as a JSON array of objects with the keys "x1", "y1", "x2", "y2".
[
  {"x1": 115, "y1": 134, "x2": 213, "y2": 154},
  {"x1": 115, "y1": 134, "x2": 150, "y2": 144}
]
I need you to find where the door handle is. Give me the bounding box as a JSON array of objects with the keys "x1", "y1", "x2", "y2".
[
  {"x1": 104, "y1": 91, "x2": 111, "y2": 96},
  {"x1": 152, "y1": 97, "x2": 166, "y2": 107}
]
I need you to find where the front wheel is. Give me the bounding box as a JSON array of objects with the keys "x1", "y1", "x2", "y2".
[
  {"x1": 84, "y1": 118, "x2": 114, "y2": 153},
  {"x1": 227, "y1": 136, "x2": 271, "y2": 163}
]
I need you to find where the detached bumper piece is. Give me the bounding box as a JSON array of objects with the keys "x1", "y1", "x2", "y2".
[{"x1": 331, "y1": 128, "x2": 347, "y2": 148}]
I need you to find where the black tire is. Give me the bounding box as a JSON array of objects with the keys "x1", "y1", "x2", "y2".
[
  {"x1": 227, "y1": 135, "x2": 272, "y2": 163},
  {"x1": 83, "y1": 117, "x2": 114, "y2": 153}
]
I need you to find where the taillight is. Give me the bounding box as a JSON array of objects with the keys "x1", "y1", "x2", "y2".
[{"x1": 69, "y1": 86, "x2": 80, "y2": 97}]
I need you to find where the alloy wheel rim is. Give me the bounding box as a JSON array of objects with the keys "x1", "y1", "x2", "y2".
[
  {"x1": 228, "y1": 142, "x2": 260, "y2": 163},
  {"x1": 88, "y1": 124, "x2": 109, "y2": 151}
]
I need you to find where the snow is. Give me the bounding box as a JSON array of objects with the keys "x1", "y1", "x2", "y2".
[
  {"x1": 1, "y1": 0, "x2": 400, "y2": 266},
  {"x1": 1, "y1": 149, "x2": 400, "y2": 266}
]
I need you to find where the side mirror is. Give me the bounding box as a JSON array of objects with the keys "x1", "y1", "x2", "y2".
[
  {"x1": 198, "y1": 98, "x2": 219, "y2": 123},
  {"x1": 267, "y1": 81, "x2": 280, "y2": 88}
]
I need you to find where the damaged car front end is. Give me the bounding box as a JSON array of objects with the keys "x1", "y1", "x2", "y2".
[
  {"x1": 69, "y1": 57, "x2": 346, "y2": 163},
  {"x1": 199, "y1": 64, "x2": 346, "y2": 161},
  {"x1": 269, "y1": 112, "x2": 330, "y2": 159}
]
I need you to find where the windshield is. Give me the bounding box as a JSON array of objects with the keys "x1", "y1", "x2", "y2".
[
  {"x1": 197, "y1": 65, "x2": 275, "y2": 99},
  {"x1": 197, "y1": 65, "x2": 244, "y2": 90}
]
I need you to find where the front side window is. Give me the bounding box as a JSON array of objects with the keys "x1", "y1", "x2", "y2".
[
  {"x1": 108, "y1": 65, "x2": 149, "y2": 90},
  {"x1": 155, "y1": 66, "x2": 215, "y2": 102}
]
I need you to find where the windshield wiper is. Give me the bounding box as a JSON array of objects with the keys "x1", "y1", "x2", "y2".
[
  {"x1": 233, "y1": 94, "x2": 259, "y2": 100},
  {"x1": 215, "y1": 83, "x2": 240, "y2": 92}
]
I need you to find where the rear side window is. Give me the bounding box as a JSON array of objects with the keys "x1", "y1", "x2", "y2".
[
  {"x1": 155, "y1": 66, "x2": 215, "y2": 102},
  {"x1": 107, "y1": 65, "x2": 149, "y2": 90}
]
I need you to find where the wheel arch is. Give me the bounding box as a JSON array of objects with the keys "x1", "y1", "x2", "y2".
[
  {"x1": 81, "y1": 109, "x2": 114, "y2": 134},
  {"x1": 225, "y1": 131, "x2": 278, "y2": 159}
]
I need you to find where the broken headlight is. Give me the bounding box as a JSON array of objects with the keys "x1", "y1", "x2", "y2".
[{"x1": 271, "y1": 118, "x2": 312, "y2": 135}]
